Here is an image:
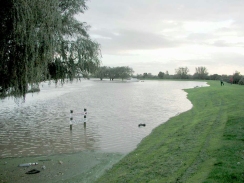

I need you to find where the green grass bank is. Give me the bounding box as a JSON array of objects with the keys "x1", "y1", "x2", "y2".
[{"x1": 96, "y1": 81, "x2": 244, "y2": 183}]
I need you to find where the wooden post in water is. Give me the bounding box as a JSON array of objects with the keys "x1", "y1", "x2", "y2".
[
  {"x1": 84, "y1": 108, "x2": 87, "y2": 123},
  {"x1": 70, "y1": 110, "x2": 73, "y2": 130}
]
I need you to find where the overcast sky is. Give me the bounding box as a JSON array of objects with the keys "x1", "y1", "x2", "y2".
[{"x1": 77, "y1": 0, "x2": 244, "y2": 75}]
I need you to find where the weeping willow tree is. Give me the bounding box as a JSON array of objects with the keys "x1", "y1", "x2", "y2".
[{"x1": 0, "y1": 0, "x2": 101, "y2": 98}]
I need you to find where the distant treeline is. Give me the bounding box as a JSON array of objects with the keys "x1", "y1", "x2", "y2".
[
  {"x1": 93, "y1": 66, "x2": 134, "y2": 81},
  {"x1": 93, "y1": 66, "x2": 244, "y2": 85},
  {"x1": 138, "y1": 67, "x2": 244, "y2": 85}
]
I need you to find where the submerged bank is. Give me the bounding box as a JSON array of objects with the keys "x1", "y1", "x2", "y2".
[
  {"x1": 0, "y1": 151, "x2": 124, "y2": 183},
  {"x1": 0, "y1": 80, "x2": 207, "y2": 183},
  {"x1": 96, "y1": 81, "x2": 244, "y2": 182},
  {"x1": 0, "y1": 80, "x2": 205, "y2": 158}
]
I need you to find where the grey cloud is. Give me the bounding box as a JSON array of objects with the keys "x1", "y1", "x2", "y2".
[
  {"x1": 77, "y1": 0, "x2": 244, "y2": 75},
  {"x1": 186, "y1": 32, "x2": 244, "y2": 47},
  {"x1": 90, "y1": 29, "x2": 181, "y2": 54},
  {"x1": 212, "y1": 40, "x2": 232, "y2": 47},
  {"x1": 82, "y1": 0, "x2": 244, "y2": 26},
  {"x1": 79, "y1": 0, "x2": 244, "y2": 48},
  {"x1": 174, "y1": 55, "x2": 244, "y2": 68},
  {"x1": 128, "y1": 60, "x2": 178, "y2": 74},
  {"x1": 211, "y1": 53, "x2": 244, "y2": 65},
  {"x1": 207, "y1": 40, "x2": 244, "y2": 48},
  {"x1": 186, "y1": 33, "x2": 214, "y2": 41}
]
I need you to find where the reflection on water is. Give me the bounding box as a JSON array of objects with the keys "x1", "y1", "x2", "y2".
[{"x1": 0, "y1": 80, "x2": 207, "y2": 158}]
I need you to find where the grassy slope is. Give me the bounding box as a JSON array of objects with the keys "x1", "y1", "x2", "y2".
[{"x1": 96, "y1": 81, "x2": 244, "y2": 183}]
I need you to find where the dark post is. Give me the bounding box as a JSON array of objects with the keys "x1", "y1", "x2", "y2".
[
  {"x1": 84, "y1": 108, "x2": 87, "y2": 123},
  {"x1": 70, "y1": 110, "x2": 73, "y2": 130}
]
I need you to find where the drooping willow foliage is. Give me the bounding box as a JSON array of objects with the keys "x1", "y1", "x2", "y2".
[{"x1": 0, "y1": 0, "x2": 101, "y2": 98}]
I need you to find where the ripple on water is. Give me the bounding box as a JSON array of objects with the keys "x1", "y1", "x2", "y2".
[{"x1": 0, "y1": 80, "x2": 208, "y2": 158}]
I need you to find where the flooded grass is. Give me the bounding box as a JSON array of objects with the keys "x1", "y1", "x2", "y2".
[
  {"x1": 0, "y1": 151, "x2": 124, "y2": 183},
  {"x1": 96, "y1": 81, "x2": 244, "y2": 182},
  {"x1": 0, "y1": 80, "x2": 205, "y2": 158}
]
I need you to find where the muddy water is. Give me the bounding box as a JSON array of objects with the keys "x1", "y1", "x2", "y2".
[{"x1": 0, "y1": 80, "x2": 207, "y2": 158}]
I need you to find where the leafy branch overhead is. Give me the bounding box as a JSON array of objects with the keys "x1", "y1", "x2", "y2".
[{"x1": 0, "y1": 0, "x2": 101, "y2": 98}]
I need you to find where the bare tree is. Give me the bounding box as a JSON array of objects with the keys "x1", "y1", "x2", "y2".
[
  {"x1": 175, "y1": 67, "x2": 189, "y2": 79},
  {"x1": 193, "y1": 67, "x2": 208, "y2": 79}
]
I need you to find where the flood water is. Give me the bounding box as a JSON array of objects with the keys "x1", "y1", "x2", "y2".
[{"x1": 0, "y1": 79, "x2": 207, "y2": 158}]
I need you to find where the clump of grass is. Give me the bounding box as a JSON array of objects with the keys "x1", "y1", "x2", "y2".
[{"x1": 96, "y1": 81, "x2": 244, "y2": 183}]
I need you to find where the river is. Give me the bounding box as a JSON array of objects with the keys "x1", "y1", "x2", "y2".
[{"x1": 0, "y1": 79, "x2": 208, "y2": 158}]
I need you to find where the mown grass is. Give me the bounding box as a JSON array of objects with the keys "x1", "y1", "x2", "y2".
[{"x1": 96, "y1": 81, "x2": 244, "y2": 183}]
